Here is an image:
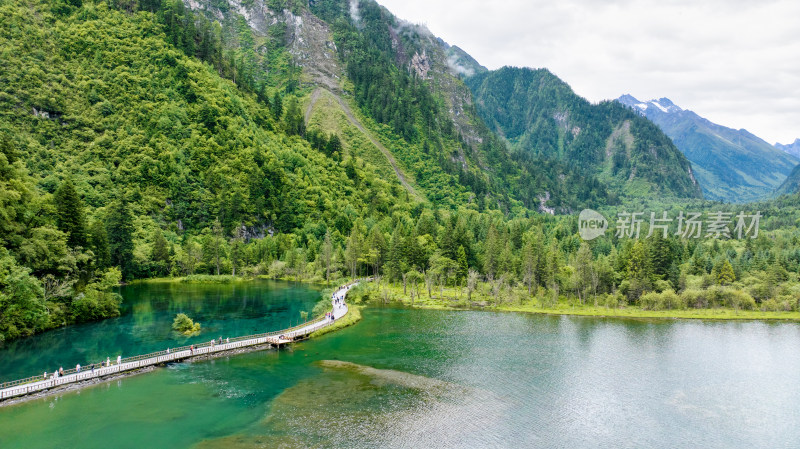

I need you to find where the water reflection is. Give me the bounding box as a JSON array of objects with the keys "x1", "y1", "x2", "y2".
[
  {"x1": 0, "y1": 280, "x2": 321, "y2": 382},
  {"x1": 1, "y1": 298, "x2": 798, "y2": 449}
]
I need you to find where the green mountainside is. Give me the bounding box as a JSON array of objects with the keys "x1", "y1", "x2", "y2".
[
  {"x1": 775, "y1": 164, "x2": 800, "y2": 196},
  {"x1": 0, "y1": 0, "x2": 413, "y2": 337},
  {"x1": 2, "y1": 0, "x2": 800, "y2": 343},
  {"x1": 617, "y1": 95, "x2": 798, "y2": 203},
  {"x1": 465, "y1": 67, "x2": 703, "y2": 200},
  {"x1": 775, "y1": 138, "x2": 800, "y2": 159}
]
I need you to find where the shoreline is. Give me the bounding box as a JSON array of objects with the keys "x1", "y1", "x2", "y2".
[
  {"x1": 400, "y1": 301, "x2": 800, "y2": 322},
  {"x1": 369, "y1": 284, "x2": 800, "y2": 323},
  {"x1": 1, "y1": 280, "x2": 362, "y2": 407},
  {"x1": 0, "y1": 342, "x2": 280, "y2": 408}
]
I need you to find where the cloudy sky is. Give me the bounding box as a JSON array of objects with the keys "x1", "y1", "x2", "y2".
[{"x1": 376, "y1": 0, "x2": 800, "y2": 145}]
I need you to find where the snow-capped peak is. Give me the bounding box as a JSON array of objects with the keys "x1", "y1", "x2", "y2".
[
  {"x1": 649, "y1": 98, "x2": 682, "y2": 113},
  {"x1": 617, "y1": 95, "x2": 683, "y2": 114}
]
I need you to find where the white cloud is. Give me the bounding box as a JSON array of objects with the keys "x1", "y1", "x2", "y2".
[
  {"x1": 375, "y1": 0, "x2": 800, "y2": 144},
  {"x1": 350, "y1": 0, "x2": 361, "y2": 24}
]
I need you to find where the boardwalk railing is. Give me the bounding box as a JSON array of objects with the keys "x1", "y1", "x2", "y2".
[{"x1": 0, "y1": 279, "x2": 368, "y2": 401}]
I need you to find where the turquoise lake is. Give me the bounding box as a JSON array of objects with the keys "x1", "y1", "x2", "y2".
[{"x1": 0, "y1": 281, "x2": 798, "y2": 448}]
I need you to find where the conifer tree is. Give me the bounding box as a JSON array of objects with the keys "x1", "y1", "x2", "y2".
[
  {"x1": 106, "y1": 200, "x2": 135, "y2": 279},
  {"x1": 716, "y1": 259, "x2": 736, "y2": 286},
  {"x1": 320, "y1": 229, "x2": 333, "y2": 283},
  {"x1": 89, "y1": 220, "x2": 111, "y2": 270},
  {"x1": 456, "y1": 245, "x2": 468, "y2": 282},
  {"x1": 151, "y1": 229, "x2": 170, "y2": 275},
  {"x1": 272, "y1": 91, "x2": 283, "y2": 119},
  {"x1": 54, "y1": 178, "x2": 87, "y2": 248}
]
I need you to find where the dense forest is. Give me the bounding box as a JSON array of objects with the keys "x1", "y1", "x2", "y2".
[{"x1": 1, "y1": 0, "x2": 799, "y2": 344}]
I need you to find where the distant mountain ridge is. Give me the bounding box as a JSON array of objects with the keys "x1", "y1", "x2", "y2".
[
  {"x1": 775, "y1": 164, "x2": 800, "y2": 196},
  {"x1": 776, "y1": 139, "x2": 800, "y2": 159},
  {"x1": 465, "y1": 68, "x2": 703, "y2": 201},
  {"x1": 617, "y1": 95, "x2": 798, "y2": 203}
]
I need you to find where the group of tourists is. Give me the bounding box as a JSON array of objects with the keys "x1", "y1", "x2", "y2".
[
  {"x1": 34, "y1": 282, "x2": 367, "y2": 385},
  {"x1": 44, "y1": 355, "x2": 121, "y2": 380}
]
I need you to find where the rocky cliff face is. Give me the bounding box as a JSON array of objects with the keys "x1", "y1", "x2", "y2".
[{"x1": 186, "y1": 0, "x2": 344, "y2": 91}]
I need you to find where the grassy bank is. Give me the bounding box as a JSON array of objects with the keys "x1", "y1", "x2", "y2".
[
  {"x1": 309, "y1": 305, "x2": 363, "y2": 338},
  {"x1": 365, "y1": 282, "x2": 800, "y2": 322},
  {"x1": 129, "y1": 274, "x2": 352, "y2": 286},
  {"x1": 126, "y1": 275, "x2": 249, "y2": 284}
]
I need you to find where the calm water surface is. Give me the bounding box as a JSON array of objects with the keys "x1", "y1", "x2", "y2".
[
  {"x1": 0, "y1": 280, "x2": 321, "y2": 382},
  {"x1": 1, "y1": 282, "x2": 798, "y2": 448}
]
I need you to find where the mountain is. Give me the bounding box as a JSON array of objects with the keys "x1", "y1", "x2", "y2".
[
  {"x1": 617, "y1": 95, "x2": 799, "y2": 203},
  {"x1": 465, "y1": 68, "x2": 703, "y2": 200},
  {"x1": 776, "y1": 139, "x2": 800, "y2": 159},
  {"x1": 775, "y1": 164, "x2": 800, "y2": 195}
]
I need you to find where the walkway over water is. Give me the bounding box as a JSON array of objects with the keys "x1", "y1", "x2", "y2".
[{"x1": 0, "y1": 281, "x2": 359, "y2": 402}]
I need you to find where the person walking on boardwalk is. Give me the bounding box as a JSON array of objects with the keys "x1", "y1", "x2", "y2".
[
  {"x1": 190, "y1": 345, "x2": 194, "y2": 355},
  {"x1": 76, "y1": 364, "x2": 81, "y2": 373},
  {"x1": 117, "y1": 355, "x2": 121, "y2": 365},
  {"x1": 59, "y1": 367, "x2": 64, "y2": 376}
]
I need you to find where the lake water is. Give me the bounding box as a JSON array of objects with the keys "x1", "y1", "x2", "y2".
[{"x1": 1, "y1": 282, "x2": 798, "y2": 448}]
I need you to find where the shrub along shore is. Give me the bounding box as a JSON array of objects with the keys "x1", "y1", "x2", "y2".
[{"x1": 356, "y1": 279, "x2": 800, "y2": 322}]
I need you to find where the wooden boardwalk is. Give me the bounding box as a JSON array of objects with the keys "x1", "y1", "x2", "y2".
[{"x1": 0, "y1": 281, "x2": 359, "y2": 401}]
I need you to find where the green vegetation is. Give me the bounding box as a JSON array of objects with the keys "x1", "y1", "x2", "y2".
[
  {"x1": 465, "y1": 67, "x2": 703, "y2": 203},
  {"x1": 309, "y1": 305, "x2": 363, "y2": 338},
  {"x1": 776, "y1": 164, "x2": 800, "y2": 196},
  {"x1": 172, "y1": 312, "x2": 201, "y2": 335},
  {"x1": 366, "y1": 279, "x2": 800, "y2": 322},
  {"x1": 618, "y1": 95, "x2": 799, "y2": 203},
  {"x1": 1, "y1": 0, "x2": 799, "y2": 345}
]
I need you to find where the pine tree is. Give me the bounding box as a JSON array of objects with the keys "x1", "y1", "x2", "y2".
[
  {"x1": 716, "y1": 259, "x2": 736, "y2": 286},
  {"x1": 210, "y1": 219, "x2": 224, "y2": 275},
  {"x1": 456, "y1": 245, "x2": 468, "y2": 282},
  {"x1": 483, "y1": 224, "x2": 501, "y2": 280},
  {"x1": 574, "y1": 242, "x2": 594, "y2": 304},
  {"x1": 326, "y1": 133, "x2": 342, "y2": 157},
  {"x1": 545, "y1": 239, "x2": 561, "y2": 305},
  {"x1": 627, "y1": 240, "x2": 652, "y2": 282},
  {"x1": 54, "y1": 178, "x2": 87, "y2": 248},
  {"x1": 106, "y1": 200, "x2": 135, "y2": 280},
  {"x1": 89, "y1": 220, "x2": 111, "y2": 270},
  {"x1": 283, "y1": 96, "x2": 305, "y2": 136},
  {"x1": 320, "y1": 230, "x2": 333, "y2": 283},
  {"x1": 368, "y1": 226, "x2": 387, "y2": 275},
  {"x1": 151, "y1": 229, "x2": 170, "y2": 275},
  {"x1": 272, "y1": 91, "x2": 283, "y2": 119},
  {"x1": 345, "y1": 223, "x2": 362, "y2": 277}
]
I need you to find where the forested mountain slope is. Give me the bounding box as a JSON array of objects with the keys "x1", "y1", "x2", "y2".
[
  {"x1": 465, "y1": 67, "x2": 703, "y2": 200},
  {"x1": 3, "y1": 0, "x2": 800, "y2": 345},
  {"x1": 617, "y1": 95, "x2": 798, "y2": 203},
  {"x1": 0, "y1": 0, "x2": 413, "y2": 339},
  {"x1": 775, "y1": 164, "x2": 800, "y2": 196}
]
